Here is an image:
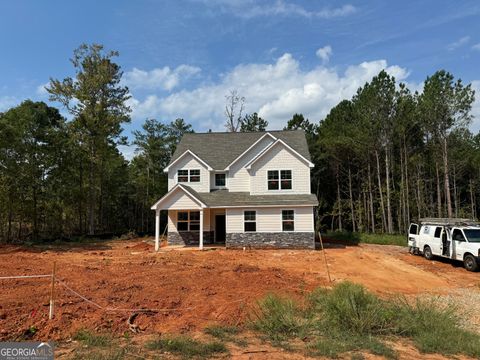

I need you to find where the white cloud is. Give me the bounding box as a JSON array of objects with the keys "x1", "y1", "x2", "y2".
[
  {"x1": 196, "y1": 0, "x2": 356, "y2": 19},
  {"x1": 123, "y1": 65, "x2": 201, "y2": 91},
  {"x1": 0, "y1": 96, "x2": 19, "y2": 112},
  {"x1": 447, "y1": 36, "x2": 470, "y2": 51},
  {"x1": 36, "y1": 82, "x2": 49, "y2": 96},
  {"x1": 128, "y1": 53, "x2": 410, "y2": 130},
  {"x1": 316, "y1": 45, "x2": 332, "y2": 63},
  {"x1": 472, "y1": 43, "x2": 480, "y2": 51}
]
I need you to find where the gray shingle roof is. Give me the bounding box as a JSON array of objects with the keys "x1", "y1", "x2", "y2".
[
  {"x1": 169, "y1": 130, "x2": 311, "y2": 170},
  {"x1": 183, "y1": 186, "x2": 318, "y2": 207}
]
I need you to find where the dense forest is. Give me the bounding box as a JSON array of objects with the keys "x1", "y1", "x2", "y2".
[{"x1": 0, "y1": 44, "x2": 477, "y2": 242}]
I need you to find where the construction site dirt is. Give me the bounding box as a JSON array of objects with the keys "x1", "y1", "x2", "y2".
[{"x1": 0, "y1": 238, "x2": 479, "y2": 359}]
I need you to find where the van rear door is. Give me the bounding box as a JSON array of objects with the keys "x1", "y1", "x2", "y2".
[{"x1": 408, "y1": 223, "x2": 419, "y2": 248}]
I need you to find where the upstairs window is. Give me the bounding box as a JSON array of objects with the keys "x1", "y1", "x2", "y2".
[
  {"x1": 189, "y1": 169, "x2": 200, "y2": 182},
  {"x1": 280, "y1": 170, "x2": 292, "y2": 189},
  {"x1": 177, "y1": 169, "x2": 200, "y2": 183},
  {"x1": 282, "y1": 210, "x2": 294, "y2": 231},
  {"x1": 215, "y1": 173, "x2": 226, "y2": 187},
  {"x1": 244, "y1": 211, "x2": 256, "y2": 232},
  {"x1": 178, "y1": 170, "x2": 189, "y2": 182},
  {"x1": 268, "y1": 170, "x2": 292, "y2": 190}
]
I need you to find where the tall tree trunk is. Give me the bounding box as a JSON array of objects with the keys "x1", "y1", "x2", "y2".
[
  {"x1": 348, "y1": 166, "x2": 356, "y2": 232},
  {"x1": 385, "y1": 149, "x2": 393, "y2": 233},
  {"x1": 403, "y1": 138, "x2": 411, "y2": 226},
  {"x1": 375, "y1": 150, "x2": 387, "y2": 232},
  {"x1": 88, "y1": 145, "x2": 96, "y2": 236},
  {"x1": 435, "y1": 161, "x2": 442, "y2": 218},
  {"x1": 470, "y1": 179, "x2": 476, "y2": 219},
  {"x1": 416, "y1": 166, "x2": 422, "y2": 219},
  {"x1": 442, "y1": 137, "x2": 453, "y2": 218},
  {"x1": 7, "y1": 196, "x2": 13, "y2": 243},
  {"x1": 368, "y1": 162, "x2": 375, "y2": 233},
  {"x1": 33, "y1": 185, "x2": 38, "y2": 241},
  {"x1": 336, "y1": 163, "x2": 342, "y2": 231},
  {"x1": 453, "y1": 165, "x2": 458, "y2": 218}
]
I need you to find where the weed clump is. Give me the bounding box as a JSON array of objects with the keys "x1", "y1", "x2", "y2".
[
  {"x1": 146, "y1": 335, "x2": 227, "y2": 359},
  {"x1": 251, "y1": 281, "x2": 480, "y2": 359}
]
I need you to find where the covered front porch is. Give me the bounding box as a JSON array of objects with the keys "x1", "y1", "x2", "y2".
[{"x1": 151, "y1": 184, "x2": 226, "y2": 250}]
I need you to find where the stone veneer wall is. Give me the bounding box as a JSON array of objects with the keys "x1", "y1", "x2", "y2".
[
  {"x1": 226, "y1": 232, "x2": 314, "y2": 249},
  {"x1": 168, "y1": 231, "x2": 214, "y2": 246}
]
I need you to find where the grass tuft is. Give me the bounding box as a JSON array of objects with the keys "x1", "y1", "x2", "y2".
[
  {"x1": 252, "y1": 281, "x2": 480, "y2": 359},
  {"x1": 146, "y1": 335, "x2": 227, "y2": 359},
  {"x1": 73, "y1": 329, "x2": 112, "y2": 347},
  {"x1": 251, "y1": 293, "x2": 308, "y2": 341}
]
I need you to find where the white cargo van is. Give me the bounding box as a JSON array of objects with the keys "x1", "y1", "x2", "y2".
[{"x1": 408, "y1": 218, "x2": 480, "y2": 271}]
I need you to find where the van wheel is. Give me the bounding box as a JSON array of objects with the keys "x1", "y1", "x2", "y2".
[
  {"x1": 464, "y1": 255, "x2": 479, "y2": 272},
  {"x1": 423, "y1": 246, "x2": 433, "y2": 260}
]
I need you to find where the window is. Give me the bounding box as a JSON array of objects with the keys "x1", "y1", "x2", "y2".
[
  {"x1": 434, "y1": 227, "x2": 442, "y2": 238},
  {"x1": 178, "y1": 170, "x2": 188, "y2": 182},
  {"x1": 282, "y1": 210, "x2": 294, "y2": 231},
  {"x1": 177, "y1": 211, "x2": 200, "y2": 231},
  {"x1": 189, "y1": 169, "x2": 200, "y2": 182},
  {"x1": 189, "y1": 211, "x2": 200, "y2": 231},
  {"x1": 267, "y1": 171, "x2": 279, "y2": 190},
  {"x1": 177, "y1": 211, "x2": 189, "y2": 231},
  {"x1": 244, "y1": 211, "x2": 256, "y2": 232},
  {"x1": 177, "y1": 169, "x2": 200, "y2": 183},
  {"x1": 452, "y1": 229, "x2": 466, "y2": 242},
  {"x1": 215, "y1": 173, "x2": 226, "y2": 187},
  {"x1": 280, "y1": 170, "x2": 292, "y2": 190},
  {"x1": 268, "y1": 170, "x2": 292, "y2": 190}
]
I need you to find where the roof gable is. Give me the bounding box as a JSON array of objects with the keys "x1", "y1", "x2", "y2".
[{"x1": 168, "y1": 130, "x2": 311, "y2": 170}]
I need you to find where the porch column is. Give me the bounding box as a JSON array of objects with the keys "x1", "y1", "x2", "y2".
[
  {"x1": 155, "y1": 209, "x2": 160, "y2": 251},
  {"x1": 199, "y1": 209, "x2": 204, "y2": 250}
]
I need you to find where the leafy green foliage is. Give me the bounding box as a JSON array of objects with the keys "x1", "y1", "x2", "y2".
[{"x1": 240, "y1": 112, "x2": 268, "y2": 132}]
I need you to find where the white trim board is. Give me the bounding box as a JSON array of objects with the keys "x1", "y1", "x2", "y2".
[
  {"x1": 151, "y1": 184, "x2": 207, "y2": 210},
  {"x1": 244, "y1": 139, "x2": 314, "y2": 170},
  {"x1": 164, "y1": 149, "x2": 213, "y2": 172},
  {"x1": 224, "y1": 132, "x2": 276, "y2": 170}
]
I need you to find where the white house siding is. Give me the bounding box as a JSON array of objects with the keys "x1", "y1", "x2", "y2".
[
  {"x1": 249, "y1": 143, "x2": 311, "y2": 195},
  {"x1": 167, "y1": 154, "x2": 210, "y2": 192},
  {"x1": 225, "y1": 206, "x2": 314, "y2": 233},
  {"x1": 160, "y1": 188, "x2": 203, "y2": 210},
  {"x1": 228, "y1": 136, "x2": 274, "y2": 192}
]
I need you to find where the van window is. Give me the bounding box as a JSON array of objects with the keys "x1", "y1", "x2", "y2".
[
  {"x1": 434, "y1": 227, "x2": 442, "y2": 238},
  {"x1": 409, "y1": 224, "x2": 418, "y2": 235},
  {"x1": 452, "y1": 229, "x2": 466, "y2": 242}
]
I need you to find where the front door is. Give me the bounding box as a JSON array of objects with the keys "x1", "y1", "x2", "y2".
[{"x1": 215, "y1": 215, "x2": 226, "y2": 243}]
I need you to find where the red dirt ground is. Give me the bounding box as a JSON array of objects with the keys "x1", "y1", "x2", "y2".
[{"x1": 0, "y1": 239, "x2": 479, "y2": 358}]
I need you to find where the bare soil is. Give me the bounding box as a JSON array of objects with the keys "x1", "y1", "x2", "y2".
[{"x1": 0, "y1": 239, "x2": 479, "y2": 359}]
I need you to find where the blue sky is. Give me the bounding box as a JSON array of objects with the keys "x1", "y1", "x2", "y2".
[{"x1": 1, "y1": 0, "x2": 479, "y2": 158}]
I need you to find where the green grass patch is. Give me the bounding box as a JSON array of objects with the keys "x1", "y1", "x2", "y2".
[
  {"x1": 73, "y1": 329, "x2": 112, "y2": 347},
  {"x1": 251, "y1": 281, "x2": 480, "y2": 359},
  {"x1": 325, "y1": 231, "x2": 406, "y2": 247},
  {"x1": 146, "y1": 335, "x2": 227, "y2": 359},
  {"x1": 204, "y1": 325, "x2": 248, "y2": 347}
]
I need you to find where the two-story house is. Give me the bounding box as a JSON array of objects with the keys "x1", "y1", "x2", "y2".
[{"x1": 151, "y1": 130, "x2": 318, "y2": 250}]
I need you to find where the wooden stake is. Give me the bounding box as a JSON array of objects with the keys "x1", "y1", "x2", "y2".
[
  {"x1": 318, "y1": 232, "x2": 332, "y2": 283},
  {"x1": 49, "y1": 261, "x2": 56, "y2": 320}
]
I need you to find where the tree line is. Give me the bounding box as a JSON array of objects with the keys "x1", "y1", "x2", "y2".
[{"x1": 0, "y1": 43, "x2": 477, "y2": 242}]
